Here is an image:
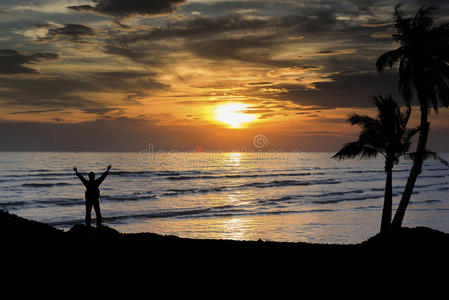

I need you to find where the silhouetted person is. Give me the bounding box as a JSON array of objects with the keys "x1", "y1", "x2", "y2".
[{"x1": 74, "y1": 165, "x2": 111, "y2": 227}]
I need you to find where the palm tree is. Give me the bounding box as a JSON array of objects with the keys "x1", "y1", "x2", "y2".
[
  {"x1": 377, "y1": 5, "x2": 449, "y2": 229},
  {"x1": 332, "y1": 95, "x2": 417, "y2": 233}
]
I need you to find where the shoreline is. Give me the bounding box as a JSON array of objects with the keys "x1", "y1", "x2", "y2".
[{"x1": 3, "y1": 209, "x2": 449, "y2": 255}]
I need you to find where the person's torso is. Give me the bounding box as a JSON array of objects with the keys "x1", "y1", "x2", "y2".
[{"x1": 85, "y1": 180, "x2": 100, "y2": 199}]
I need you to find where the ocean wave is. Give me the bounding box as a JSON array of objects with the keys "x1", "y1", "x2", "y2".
[
  {"x1": 111, "y1": 170, "x2": 207, "y2": 177},
  {"x1": 257, "y1": 189, "x2": 365, "y2": 205},
  {"x1": 314, "y1": 194, "x2": 384, "y2": 204},
  {"x1": 426, "y1": 167, "x2": 449, "y2": 171},
  {"x1": 1, "y1": 193, "x2": 158, "y2": 209},
  {"x1": 410, "y1": 199, "x2": 441, "y2": 205},
  {"x1": 28, "y1": 194, "x2": 158, "y2": 207},
  {"x1": 415, "y1": 181, "x2": 449, "y2": 189},
  {"x1": 22, "y1": 182, "x2": 71, "y2": 187},
  {"x1": 355, "y1": 205, "x2": 381, "y2": 210},
  {"x1": 163, "y1": 178, "x2": 341, "y2": 196},
  {"x1": 163, "y1": 186, "x2": 227, "y2": 196},
  {"x1": 174, "y1": 208, "x2": 337, "y2": 219},
  {"x1": 166, "y1": 172, "x2": 325, "y2": 181},
  {"x1": 435, "y1": 186, "x2": 449, "y2": 191},
  {"x1": 420, "y1": 174, "x2": 447, "y2": 179},
  {"x1": 370, "y1": 185, "x2": 406, "y2": 191},
  {"x1": 103, "y1": 194, "x2": 157, "y2": 202},
  {"x1": 50, "y1": 206, "x2": 338, "y2": 226},
  {"x1": 35, "y1": 198, "x2": 85, "y2": 207},
  {"x1": 258, "y1": 195, "x2": 295, "y2": 204},
  {"x1": 340, "y1": 169, "x2": 408, "y2": 174},
  {"x1": 8, "y1": 170, "x2": 209, "y2": 179},
  {"x1": 0, "y1": 200, "x2": 28, "y2": 209},
  {"x1": 320, "y1": 190, "x2": 364, "y2": 197},
  {"x1": 0, "y1": 198, "x2": 84, "y2": 209},
  {"x1": 241, "y1": 178, "x2": 340, "y2": 188},
  {"x1": 24, "y1": 173, "x2": 73, "y2": 177}
]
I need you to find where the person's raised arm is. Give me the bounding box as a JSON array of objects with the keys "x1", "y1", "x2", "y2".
[
  {"x1": 96, "y1": 165, "x2": 111, "y2": 185},
  {"x1": 74, "y1": 167, "x2": 88, "y2": 186}
]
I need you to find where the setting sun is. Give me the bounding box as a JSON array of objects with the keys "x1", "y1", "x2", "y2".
[{"x1": 214, "y1": 103, "x2": 257, "y2": 128}]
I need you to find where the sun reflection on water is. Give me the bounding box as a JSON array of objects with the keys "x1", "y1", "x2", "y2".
[
  {"x1": 221, "y1": 218, "x2": 248, "y2": 240},
  {"x1": 228, "y1": 152, "x2": 242, "y2": 164}
]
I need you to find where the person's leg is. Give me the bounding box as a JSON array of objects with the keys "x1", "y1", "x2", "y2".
[
  {"x1": 93, "y1": 199, "x2": 102, "y2": 227},
  {"x1": 85, "y1": 200, "x2": 93, "y2": 227}
]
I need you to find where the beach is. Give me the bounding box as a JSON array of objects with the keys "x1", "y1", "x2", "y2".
[{"x1": 4, "y1": 209, "x2": 449, "y2": 258}]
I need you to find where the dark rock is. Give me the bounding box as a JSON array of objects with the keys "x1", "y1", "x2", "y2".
[
  {"x1": 361, "y1": 226, "x2": 449, "y2": 249},
  {"x1": 68, "y1": 224, "x2": 120, "y2": 236}
]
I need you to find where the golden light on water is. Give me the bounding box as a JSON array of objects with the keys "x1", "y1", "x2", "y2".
[
  {"x1": 228, "y1": 152, "x2": 242, "y2": 162},
  {"x1": 214, "y1": 103, "x2": 257, "y2": 128}
]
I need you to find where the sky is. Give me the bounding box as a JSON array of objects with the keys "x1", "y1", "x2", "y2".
[{"x1": 1, "y1": 0, "x2": 449, "y2": 152}]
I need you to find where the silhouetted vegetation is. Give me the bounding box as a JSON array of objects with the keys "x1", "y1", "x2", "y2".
[
  {"x1": 377, "y1": 4, "x2": 449, "y2": 229},
  {"x1": 332, "y1": 96, "x2": 417, "y2": 233}
]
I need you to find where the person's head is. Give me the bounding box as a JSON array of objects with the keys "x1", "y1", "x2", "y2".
[{"x1": 88, "y1": 171, "x2": 95, "y2": 181}]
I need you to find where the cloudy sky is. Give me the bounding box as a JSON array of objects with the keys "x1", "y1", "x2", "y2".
[{"x1": 1, "y1": 0, "x2": 449, "y2": 151}]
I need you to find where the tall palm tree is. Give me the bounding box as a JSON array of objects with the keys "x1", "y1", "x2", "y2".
[
  {"x1": 377, "y1": 5, "x2": 449, "y2": 229},
  {"x1": 332, "y1": 96, "x2": 417, "y2": 233}
]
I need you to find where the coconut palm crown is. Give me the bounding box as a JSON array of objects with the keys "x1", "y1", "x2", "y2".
[
  {"x1": 332, "y1": 95, "x2": 418, "y2": 232},
  {"x1": 376, "y1": 4, "x2": 449, "y2": 110},
  {"x1": 377, "y1": 4, "x2": 449, "y2": 228},
  {"x1": 333, "y1": 95, "x2": 416, "y2": 166}
]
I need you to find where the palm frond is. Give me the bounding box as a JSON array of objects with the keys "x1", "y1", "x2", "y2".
[
  {"x1": 331, "y1": 142, "x2": 379, "y2": 160},
  {"x1": 404, "y1": 127, "x2": 419, "y2": 142},
  {"x1": 400, "y1": 102, "x2": 412, "y2": 126},
  {"x1": 413, "y1": 6, "x2": 435, "y2": 30},
  {"x1": 360, "y1": 146, "x2": 381, "y2": 159},
  {"x1": 334, "y1": 95, "x2": 415, "y2": 166},
  {"x1": 406, "y1": 151, "x2": 449, "y2": 167},
  {"x1": 426, "y1": 151, "x2": 449, "y2": 167},
  {"x1": 379, "y1": 5, "x2": 449, "y2": 110},
  {"x1": 398, "y1": 57, "x2": 413, "y2": 102},
  {"x1": 347, "y1": 114, "x2": 376, "y2": 127},
  {"x1": 376, "y1": 48, "x2": 404, "y2": 72}
]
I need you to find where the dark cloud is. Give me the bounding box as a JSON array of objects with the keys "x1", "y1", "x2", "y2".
[
  {"x1": 103, "y1": 42, "x2": 171, "y2": 66},
  {"x1": 9, "y1": 108, "x2": 62, "y2": 115},
  {"x1": 246, "y1": 72, "x2": 401, "y2": 109},
  {"x1": 104, "y1": 11, "x2": 385, "y2": 69},
  {"x1": 278, "y1": 72, "x2": 402, "y2": 108},
  {"x1": 68, "y1": 0, "x2": 186, "y2": 18},
  {"x1": 80, "y1": 107, "x2": 122, "y2": 116},
  {"x1": 89, "y1": 71, "x2": 170, "y2": 91},
  {"x1": 0, "y1": 75, "x2": 99, "y2": 108},
  {"x1": 39, "y1": 24, "x2": 95, "y2": 42},
  {"x1": 109, "y1": 13, "x2": 339, "y2": 43},
  {"x1": 104, "y1": 12, "x2": 343, "y2": 68},
  {"x1": 0, "y1": 70, "x2": 169, "y2": 110},
  {"x1": 348, "y1": 0, "x2": 375, "y2": 14},
  {"x1": 247, "y1": 82, "x2": 274, "y2": 86},
  {"x1": 0, "y1": 49, "x2": 58, "y2": 74},
  {"x1": 186, "y1": 35, "x2": 290, "y2": 67},
  {"x1": 104, "y1": 13, "x2": 278, "y2": 65}
]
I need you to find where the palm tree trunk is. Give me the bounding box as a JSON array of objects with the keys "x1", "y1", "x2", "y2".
[
  {"x1": 380, "y1": 164, "x2": 393, "y2": 233},
  {"x1": 391, "y1": 104, "x2": 430, "y2": 229}
]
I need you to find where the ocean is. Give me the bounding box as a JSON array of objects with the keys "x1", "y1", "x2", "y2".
[{"x1": 0, "y1": 151, "x2": 448, "y2": 244}]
